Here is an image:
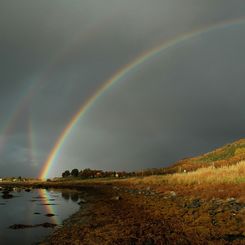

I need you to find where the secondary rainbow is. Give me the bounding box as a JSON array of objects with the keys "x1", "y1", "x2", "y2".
[
  {"x1": 40, "y1": 17, "x2": 245, "y2": 179},
  {"x1": 0, "y1": 81, "x2": 39, "y2": 155},
  {"x1": 0, "y1": 20, "x2": 106, "y2": 158}
]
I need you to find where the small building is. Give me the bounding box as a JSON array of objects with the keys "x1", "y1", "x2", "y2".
[{"x1": 96, "y1": 172, "x2": 102, "y2": 177}]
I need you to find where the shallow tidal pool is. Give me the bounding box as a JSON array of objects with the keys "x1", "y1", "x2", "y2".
[{"x1": 0, "y1": 187, "x2": 82, "y2": 245}]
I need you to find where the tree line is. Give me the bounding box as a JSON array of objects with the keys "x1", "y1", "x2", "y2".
[{"x1": 61, "y1": 167, "x2": 169, "y2": 179}]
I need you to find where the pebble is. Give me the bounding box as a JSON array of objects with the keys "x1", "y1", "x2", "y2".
[{"x1": 111, "y1": 196, "x2": 121, "y2": 201}]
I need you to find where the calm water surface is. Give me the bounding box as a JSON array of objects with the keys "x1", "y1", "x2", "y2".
[{"x1": 0, "y1": 188, "x2": 82, "y2": 245}]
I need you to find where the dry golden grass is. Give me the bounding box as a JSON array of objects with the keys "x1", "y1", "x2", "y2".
[
  {"x1": 124, "y1": 161, "x2": 245, "y2": 186},
  {"x1": 3, "y1": 161, "x2": 244, "y2": 189}
]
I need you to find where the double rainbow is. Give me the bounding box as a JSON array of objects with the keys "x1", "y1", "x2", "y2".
[{"x1": 39, "y1": 17, "x2": 245, "y2": 179}]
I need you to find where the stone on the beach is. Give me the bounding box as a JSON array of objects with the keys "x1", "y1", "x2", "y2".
[
  {"x1": 111, "y1": 196, "x2": 121, "y2": 201},
  {"x1": 170, "y1": 191, "x2": 176, "y2": 197},
  {"x1": 9, "y1": 222, "x2": 57, "y2": 229},
  {"x1": 46, "y1": 213, "x2": 55, "y2": 217},
  {"x1": 2, "y1": 193, "x2": 13, "y2": 199},
  {"x1": 9, "y1": 224, "x2": 33, "y2": 229},
  {"x1": 2, "y1": 190, "x2": 10, "y2": 195},
  {"x1": 185, "y1": 199, "x2": 201, "y2": 209},
  {"x1": 226, "y1": 197, "x2": 236, "y2": 202},
  {"x1": 143, "y1": 238, "x2": 155, "y2": 245},
  {"x1": 41, "y1": 222, "x2": 57, "y2": 228},
  {"x1": 78, "y1": 199, "x2": 87, "y2": 204}
]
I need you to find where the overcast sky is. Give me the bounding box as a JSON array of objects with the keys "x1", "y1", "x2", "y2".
[{"x1": 1, "y1": 0, "x2": 245, "y2": 178}]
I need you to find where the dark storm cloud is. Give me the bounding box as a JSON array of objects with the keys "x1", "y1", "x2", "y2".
[
  {"x1": 57, "y1": 24, "x2": 245, "y2": 173},
  {"x1": 0, "y1": 133, "x2": 43, "y2": 177},
  {"x1": 1, "y1": 0, "x2": 245, "y2": 177}
]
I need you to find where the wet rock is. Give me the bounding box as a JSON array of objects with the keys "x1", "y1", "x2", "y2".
[
  {"x1": 2, "y1": 193, "x2": 13, "y2": 199},
  {"x1": 9, "y1": 222, "x2": 57, "y2": 229},
  {"x1": 9, "y1": 224, "x2": 33, "y2": 229},
  {"x1": 113, "y1": 186, "x2": 120, "y2": 190},
  {"x1": 209, "y1": 199, "x2": 224, "y2": 213},
  {"x1": 40, "y1": 203, "x2": 57, "y2": 206},
  {"x1": 226, "y1": 200, "x2": 245, "y2": 212},
  {"x1": 170, "y1": 191, "x2": 176, "y2": 197},
  {"x1": 71, "y1": 193, "x2": 79, "y2": 202},
  {"x1": 111, "y1": 196, "x2": 121, "y2": 201},
  {"x1": 143, "y1": 238, "x2": 155, "y2": 245},
  {"x1": 209, "y1": 209, "x2": 216, "y2": 216},
  {"x1": 222, "y1": 234, "x2": 245, "y2": 242},
  {"x1": 150, "y1": 191, "x2": 156, "y2": 196},
  {"x1": 226, "y1": 197, "x2": 236, "y2": 202},
  {"x1": 163, "y1": 191, "x2": 176, "y2": 199},
  {"x1": 185, "y1": 199, "x2": 201, "y2": 209},
  {"x1": 46, "y1": 213, "x2": 55, "y2": 217},
  {"x1": 78, "y1": 199, "x2": 87, "y2": 204},
  {"x1": 2, "y1": 190, "x2": 10, "y2": 195},
  {"x1": 211, "y1": 218, "x2": 218, "y2": 226},
  {"x1": 41, "y1": 222, "x2": 57, "y2": 228},
  {"x1": 129, "y1": 237, "x2": 138, "y2": 245},
  {"x1": 33, "y1": 196, "x2": 46, "y2": 199}
]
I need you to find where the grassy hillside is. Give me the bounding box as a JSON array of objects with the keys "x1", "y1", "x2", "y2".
[
  {"x1": 127, "y1": 161, "x2": 245, "y2": 186},
  {"x1": 165, "y1": 138, "x2": 245, "y2": 173},
  {"x1": 123, "y1": 140, "x2": 245, "y2": 185}
]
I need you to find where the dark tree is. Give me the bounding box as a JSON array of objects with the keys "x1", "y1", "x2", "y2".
[
  {"x1": 62, "y1": 170, "x2": 70, "y2": 178},
  {"x1": 71, "y1": 168, "x2": 79, "y2": 177},
  {"x1": 82, "y1": 168, "x2": 92, "y2": 178}
]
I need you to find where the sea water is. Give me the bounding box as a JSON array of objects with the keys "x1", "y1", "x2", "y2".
[{"x1": 0, "y1": 188, "x2": 82, "y2": 245}]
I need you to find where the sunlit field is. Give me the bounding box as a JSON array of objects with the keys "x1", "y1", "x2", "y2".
[{"x1": 125, "y1": 161, "x2": 245, "y2": 185}]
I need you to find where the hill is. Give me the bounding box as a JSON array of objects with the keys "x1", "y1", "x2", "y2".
[{"x1": 164, "y1": 138, "x2": 245, "y2": 173}]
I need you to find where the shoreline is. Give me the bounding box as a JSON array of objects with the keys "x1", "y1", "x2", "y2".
[
  {"x1": 41, "y1": 182, "x2": 245, "y2": 244},
  {"x1": 39, "y1": 185, "x2": 101, "y2": 245},
  {"x1": 1, "y1": 181, "x2": 245, "y2": 244}
]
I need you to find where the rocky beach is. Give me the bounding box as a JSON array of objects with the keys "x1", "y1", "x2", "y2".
[{"x1": 38, "y1": 182, "x2": 245, "y2": 245}]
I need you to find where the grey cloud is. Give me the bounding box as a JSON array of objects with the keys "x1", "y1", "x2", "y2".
[
  {"x1": 54, "y1": 24, "x2": 245, "y2": 175},
  {"x1": 0, "y1": 1, "x2": 245, "y2": 177}
]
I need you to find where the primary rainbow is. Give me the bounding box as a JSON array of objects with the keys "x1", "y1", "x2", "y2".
[{"x1": 40, "y1": 17, "x2": 245, "y2": 179}]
